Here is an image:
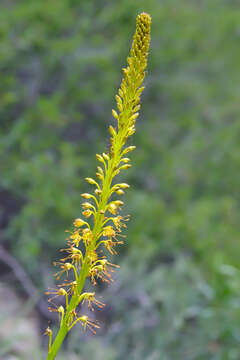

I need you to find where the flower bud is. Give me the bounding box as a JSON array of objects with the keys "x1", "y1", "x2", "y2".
[
  {"x1": 129, "y1": 112, "x2": 139, "y2": 122},
  {"x1": 112, "y1": 109, "x2": 118, "y2": 119},
  {"x1": 73, "y1": 218, "x2": 85, "y2": 227},
  {"x1": 115, "y1": 95, "x2": 123, "y2": 112},
  {"x1": 58, "y1": 288, "x2": 67, "y2": 296},
  {"x1": 109, "y1": 125, "x2": 116, "y2": 137},
  {"x1": 120, "y1": 164, "x2": 131, "y2": 170},
  {"x1": 96, "y1": 172, "x2": 103, "y2": 180},
  {"x1": 64, "y1": 263, "x2": 73, "y2": 271},
  {"x1": 118, "y1": 183, "x2": 130, "y2": 189},
  {"x1": 83, "y1": 209, "x2": 92, "y2": 218},
  {"x1": 123, "y1": 146, "x2": 136, "y2": 154},
  {"x1": 121, "y1": 157, "x2": 130, "y2": 163},
  {"x1": 108, "y1": 203, "x2": 118, "y2": 215},
  {"x1": 118, "y1": 88, "x2": 124, "y2": 98},
  {"x1": 95, "y1": 189, "x2": 102, "y2": 195},
  {"x1": 81, "y1": 193, "x2": 92, "y2": 199},
  {"x1": 114, "y1": 200, "x2": 124, "y2": 206},
  {"x1": 116, "y1": 189, "x2": 124, "y2": 195},
  {"x1": 133, "y1": 105, "x2": 140, "y2": 112},
  {"x1": 85, "y1": 177, "x2": 97, "y2": 185},
  {"x1": 82, "y1": 202, "x2": 92, "y2": 209},
  {"x1": 127, "y1": 126, "x2": 135, "y2": 136},
  {"x1": 97, "y1": 166, "x2": 104, "y2": 174},
  {"x1": 96, "y1": 154, "x2": 104, "y2": 162},
  {"x1": 45, "y1": 327, "x2": 52, "y2": 336},
  {"x1": 58, "y1": 306, "x2": 65, "y2": 315},
  {"x1": 102, "y1": 153, "x2": 110, "y2": 161}
]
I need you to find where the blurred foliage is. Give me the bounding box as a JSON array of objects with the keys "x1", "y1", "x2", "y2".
[
  {"x1": 74, "y1": 255, "x2": 240, "y2": 360},
  {"x1": 1, "y1": 0, "x2": 240, "y2": 359}
]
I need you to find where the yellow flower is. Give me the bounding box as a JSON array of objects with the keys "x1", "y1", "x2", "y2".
[
  {"x1": 70, "y1": 231, "x2": 81, "y2": 246},
  {"x1": 103, "y1": 226, "x2": 116, "y2": 238},
  {"x1": 82, "y1": 209, "x2": 92, "y2": 218},
  {"x1": 82, "y1": 228, "x2": 93, "y2": 244}
]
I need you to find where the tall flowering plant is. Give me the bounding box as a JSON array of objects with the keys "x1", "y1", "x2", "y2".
[{"x1": 45, "y1": 12, "x2": 151, "y2": 360}]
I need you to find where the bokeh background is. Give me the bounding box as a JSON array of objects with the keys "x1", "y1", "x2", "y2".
[{"x1": 1, "y1": 0, "x2": 240, "y2": 359}]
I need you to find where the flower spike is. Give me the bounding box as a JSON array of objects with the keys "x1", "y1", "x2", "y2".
[{"x1": 45, "y1": 13, "x2": 151, "y2": 360}]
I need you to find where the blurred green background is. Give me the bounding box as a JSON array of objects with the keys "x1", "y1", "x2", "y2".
[{"x1": 1, "y1": 0, "x2": 240, "y2": 359}]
